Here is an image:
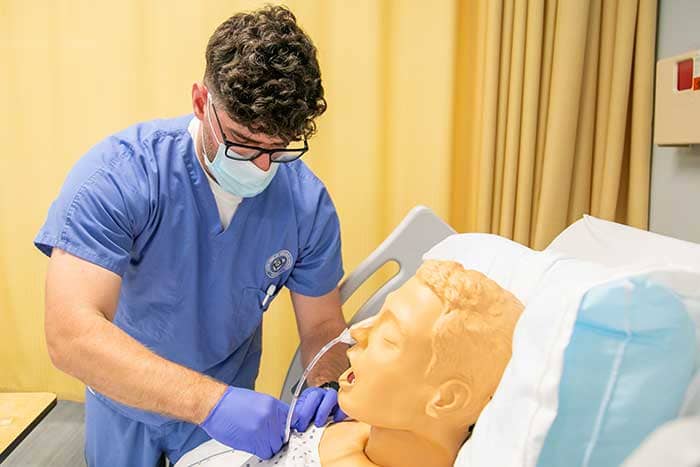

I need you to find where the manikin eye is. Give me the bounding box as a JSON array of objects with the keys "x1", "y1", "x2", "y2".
[
  {"x1": 378, "y1": 320, "x2": 402, "y2": 347},
  {"x1": 381, "y1": 328, "x2": 401, "y2": 347}
]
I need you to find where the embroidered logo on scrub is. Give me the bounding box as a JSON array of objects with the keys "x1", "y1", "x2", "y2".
[{"x1": 265, "y1": 250, "x2": 294, "y2": 278}]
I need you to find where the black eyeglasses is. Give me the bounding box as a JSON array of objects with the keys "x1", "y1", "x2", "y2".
[{"x1": 210, "y1": 101, "x2": 308, "y2": 163}]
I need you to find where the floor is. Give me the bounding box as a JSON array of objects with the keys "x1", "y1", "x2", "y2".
[{"x1": 3, "y1": 401, "x2": 85, "y2": 466}]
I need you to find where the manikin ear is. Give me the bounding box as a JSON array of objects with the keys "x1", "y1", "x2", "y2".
[{"x1": 425, "y1": 379, "x2": 472, "y2": 419}]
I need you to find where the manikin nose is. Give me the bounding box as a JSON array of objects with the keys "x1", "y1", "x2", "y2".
[
  {"x1": 349, "y1": 325, "x2": 362, "y2": 343},
  {"x1": 349, "y1": 317, "x2": 376, "y2": 344}
]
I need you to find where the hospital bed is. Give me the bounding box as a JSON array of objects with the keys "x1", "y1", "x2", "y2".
[
  {"x1": 177, "y1": 205, "x2": 699, "y2": 467},
  {"x1": 8, "y1": 206, "x2": 699, "y2": 466},
  {"x1": 278, "y1": 205, "x2": 700, "y2": 466}
]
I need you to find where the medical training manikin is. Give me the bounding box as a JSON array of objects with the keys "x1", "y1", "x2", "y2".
[{"x1": 177, "y1": 260, "x2": 524, "y2": 467}]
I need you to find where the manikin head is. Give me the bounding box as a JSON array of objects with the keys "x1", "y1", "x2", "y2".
[{"x1": 338, "y1": 260, "x2": 524, "y2": 444}]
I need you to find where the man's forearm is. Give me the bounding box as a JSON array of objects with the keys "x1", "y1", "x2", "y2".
[
  {"x1": 300, "y1": 320, "x2": 350, "y2": 387},
  {"x1": 49, "y1": 308, "x2": 226, "y2": 424}
]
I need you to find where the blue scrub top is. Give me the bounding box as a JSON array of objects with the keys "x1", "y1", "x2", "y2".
[{"x1": 35, "y1": 115, "x2": 344, "y2": 426}]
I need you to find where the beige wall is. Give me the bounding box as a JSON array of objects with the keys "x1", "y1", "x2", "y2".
[{"x1": 650, "y1": 0, "x2": 700, "y2": 243}]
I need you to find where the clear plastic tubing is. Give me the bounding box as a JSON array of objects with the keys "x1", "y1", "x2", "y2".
[{"x1": 284, "y1": 328, "x2": 356, "y2": 443}]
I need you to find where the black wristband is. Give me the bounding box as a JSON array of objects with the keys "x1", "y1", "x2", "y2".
[{"x1": 319, "y1": 381, "x2": 340, "y2": 391}]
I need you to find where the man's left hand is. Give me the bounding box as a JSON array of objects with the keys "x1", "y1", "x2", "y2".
[{"x1": 291, "y1": 386, "x2": 347, "y2": 432}]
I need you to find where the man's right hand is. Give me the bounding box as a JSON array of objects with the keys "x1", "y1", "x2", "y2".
[{"x1": 200, "y1": 386, "x2": 290, "y2": 460}]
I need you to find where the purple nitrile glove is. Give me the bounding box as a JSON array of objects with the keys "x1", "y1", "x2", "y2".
[
  {"x1": 200, "y1": 386, "x2": 289, "y2": 460},
  {"x1": 291, "y1": 386, "x2": 348, "y2": 432}
]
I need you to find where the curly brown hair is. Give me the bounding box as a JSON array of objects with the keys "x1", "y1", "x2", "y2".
[{"x1": 204, "y1": 5, "x2": 327, "y2": 142}]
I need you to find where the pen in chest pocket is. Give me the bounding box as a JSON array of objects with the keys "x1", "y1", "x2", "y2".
[{"x1": 261, "y1": 284, "x2": 277, "y2": 308}]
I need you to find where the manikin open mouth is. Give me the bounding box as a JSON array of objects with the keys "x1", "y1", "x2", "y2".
[{"x1": 348, "y1": 371, "x2": 356, "y2": 384}]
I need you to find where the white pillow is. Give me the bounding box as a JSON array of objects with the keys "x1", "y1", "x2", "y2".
[
  {"x1": 423, "y1": 233, "x2": 558, "y2": 306},
  {"x1": 546, "y1": 214, "x2": 700, "y2": 271}
]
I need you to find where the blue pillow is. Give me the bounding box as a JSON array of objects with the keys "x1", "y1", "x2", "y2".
[{"x1": 537, "y1": 275, "x2": 697, "y2": 467}]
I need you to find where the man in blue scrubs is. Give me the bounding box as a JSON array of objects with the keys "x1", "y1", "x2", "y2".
[{"x1": 35, "y1": 5, "x2": 349, "y2": 466}]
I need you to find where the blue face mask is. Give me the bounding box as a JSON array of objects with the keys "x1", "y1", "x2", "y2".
[{"x1": 202, "y1": 99, "x2": 278, "y2": 198}]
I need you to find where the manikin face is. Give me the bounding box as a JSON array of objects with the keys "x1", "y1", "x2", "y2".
[{"x1": 338, "y1": 277, "x2": 445, "y2": 430}]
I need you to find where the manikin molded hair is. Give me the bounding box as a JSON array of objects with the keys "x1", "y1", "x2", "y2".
[{"x1": 415, "y1": 260, "x2": 524, "y2": 414}]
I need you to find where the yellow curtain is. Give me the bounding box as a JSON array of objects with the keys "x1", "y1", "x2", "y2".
[
  {"x1": 450, "y1": 0, "x2": 657, "y2": 250},
  {"x1": 0, "y1": 0, "x2": 456, "y2": 400}
]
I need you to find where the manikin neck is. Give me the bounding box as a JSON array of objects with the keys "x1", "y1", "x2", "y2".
[{"x1": 363, "y1": 424, "x2": 461, "y2": 467}]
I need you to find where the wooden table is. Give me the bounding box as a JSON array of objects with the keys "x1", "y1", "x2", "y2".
[{"x1": 0, "y1": 392, "x2": 57, "y2": 463}]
